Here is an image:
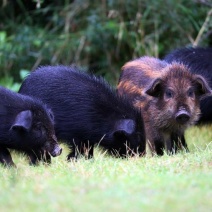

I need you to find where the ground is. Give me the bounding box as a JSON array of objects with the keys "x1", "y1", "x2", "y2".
[{"x1": 0, "y1": 125, "x2": 211, "y2": 212}]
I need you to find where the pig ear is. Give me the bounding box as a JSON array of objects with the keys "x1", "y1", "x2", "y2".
[
  {"x1": 194, "y1": 75, "x2": 211, "y2": 98},
  {"x1": 11, "y1": 110, "x2": 33, "y2": 132},
  {"x1": 113, "y1": 119, "x2": 135, "y2": 137},
  {"x1": 145, "y1": 78, "x2": 163, "y2": 97}
]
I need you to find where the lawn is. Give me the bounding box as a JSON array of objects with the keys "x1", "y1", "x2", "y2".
[{"x1": 0, "y1": 125, "x2": 211, "y2": 212}]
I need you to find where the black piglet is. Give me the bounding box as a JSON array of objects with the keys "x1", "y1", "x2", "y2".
[
  {"x1": 19, "y1": 65, "x2": 146, "y2": 159},
  {"x1": 0, "y1": 86, "x2": 62, "y2": 167}
]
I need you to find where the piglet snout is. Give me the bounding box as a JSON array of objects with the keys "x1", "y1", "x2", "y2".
[
  {"x1": 175, "y1": 110, "x2": 190, "y2": 125},
  {"x1": 50, "y1": 145, "x2": 62, "y2": 157}
]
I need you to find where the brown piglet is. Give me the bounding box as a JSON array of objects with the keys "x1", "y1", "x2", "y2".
[{"x1": 117, "y1": 56, "x2": 211, "y2": 155}]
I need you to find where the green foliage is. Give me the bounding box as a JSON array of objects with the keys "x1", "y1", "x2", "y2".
[
  {"x1": 0, "y1": 125, "x2": 211, "y2": 211},
  {"x1": 0, "y1": 0, "x2": 211, "y2": 85},
  {"x1": 0, "y1": 77, "x2": 20, "y2": 91},
  {"x1": 0, "y1": 69, "x2": 29, "y2": 91}
]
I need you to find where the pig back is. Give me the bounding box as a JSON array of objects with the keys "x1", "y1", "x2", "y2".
[{"x1": 117, "y1": 56, "x2": 167, "y2": 109}]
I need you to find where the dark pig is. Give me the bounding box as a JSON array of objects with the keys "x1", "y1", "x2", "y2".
[
  {"x1": 117, "y1": 56, "x2": 211, "y2": 155},
  {"x1": 164, "y1": 47, "x2": 212, "y2": 124},
  {"x1": 0, "y1": 86, "x2": 62, "y2": 166},
  {"x1": 19, "y1": 65, "x2": 146, "y2": 159}
]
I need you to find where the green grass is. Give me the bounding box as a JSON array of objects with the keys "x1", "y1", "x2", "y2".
[{"x1": 0, "y1": 125, "x2": 211, "y2": 212}]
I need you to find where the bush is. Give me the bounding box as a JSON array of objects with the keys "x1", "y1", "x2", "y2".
[{"x1": 0, "y1": 0, "x2": 211, "y2": 84}]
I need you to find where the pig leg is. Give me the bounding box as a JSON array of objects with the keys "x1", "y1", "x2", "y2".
[
  {"x1": 148, "y1": 139, "x2": 164, "y2": 156},
  {"x1": 67, "y1": 141, "x2": 94, "y2": 161},
  {"x1": 175, "y1": 134, "x2": 189, "y2": 152},
  {"x1": 146, "y1": 125, "x2": 165, "y2": 155},
  {"x1": 154, "y1": 140, "x2": 165, "y2": 156},
  {"x1": 27, "y1": 150, "x2": 51, "y2": 165},
  {"x1": 27, "y1": 150, "x2": 40, "y2": 165},
  {"x1": 37, "y1": 150, "x2": 51, "y2": 164},
  {"x1": 67, "y1": 149, "x2": 77, "y2": 161},
  {"x1": 171, "y1": 133, "x2": 189, "y2": 153},
  {"x1": 166, "y1": 140, "x2": 173, "y2": 155},
  {"x1": 138, "y1": 139, "x2": 146, "y2": 156},
  {"x1": 180, "y1": 134, "x2": 189, "y2": 152},
  {"x1": 147, "y1": 131, "x2": 165, "y2": 156},
  {"x1": 126, "y1": 140, "x2": 146, "y2": 157},
  {"x1": 67, "y1": 141, "x2": 81, "y2": 161},
  {"x1": 80, "y1": 142, "x2": 94, "y2": 159},
  {"x1": 163, "y1": 133, "x2": 176, "y2": 155},
  {"x1": 41, "y1": 151, "x2": 51, "y2": 163},
  {"x1": 118, "y1": 145, "x2": 128, "y2": 158},
  {"x1": 118, "y1": 141, "x2": 139, "y2": 157},
  {"x1": 87, "y1": 145, "x2": 94, "y2": 159},
  {"x1": 170, "y1": 133, "x2": 179, "y2": 153},
  {"x1": 0, "y1": 147, "x2": 15, "y2": 167}
]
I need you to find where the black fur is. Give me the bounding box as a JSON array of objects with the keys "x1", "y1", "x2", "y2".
[
  {"x1": 0, "y1": 86, "x2": 62, "y2": 166},
  {"x1": 19, "y1": 65, "x2": 146, "y2": 159},
  {"x1": 164, "y1": 47, "x2": 212, "y2": 124}
]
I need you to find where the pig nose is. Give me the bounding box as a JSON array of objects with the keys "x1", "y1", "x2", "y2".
[
  {"x1": 175, "y1": 111, "x2": 190, "y2": 124},
  {"x1": 51, "y1": 146, "x2": 62, "y2": 157}
]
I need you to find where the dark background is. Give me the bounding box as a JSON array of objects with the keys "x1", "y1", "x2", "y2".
[{"x1": 0, "y1": 0, "x2": 211, "y2": 88}]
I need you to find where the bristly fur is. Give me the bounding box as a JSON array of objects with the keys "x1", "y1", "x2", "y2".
[
  {"x1": 118, "y1": 56, "x2": 211, "y2": 155},
  {"x1": 19, "y1": 65, "x2": 146, "y2": 159},
  {"x1": 0, "y1": 86, "x2": 60, "y2": 166},
  {"x1": 0, "y1": 86, "x2": 54, "y2": 141},
  {"x1": 164, "y1": 47, "x2": 212, "y2": 124}
]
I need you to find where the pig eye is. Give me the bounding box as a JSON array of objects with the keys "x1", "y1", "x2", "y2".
[
  {"x1": 33, "y1": 123, "x2": 47, "y2": 139},
  {"x1": 187, "y1": 89, "x2": 194, "y2": 97},
  {"x1": 34, "y1": 123, "x2": 46, "y2": 133},
  {"x1": 34, "y1": 123, "x2": 42, "y2": 130},
  {"x1": 165, "y1": 89, "x2": 174, "y2": 99}
]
